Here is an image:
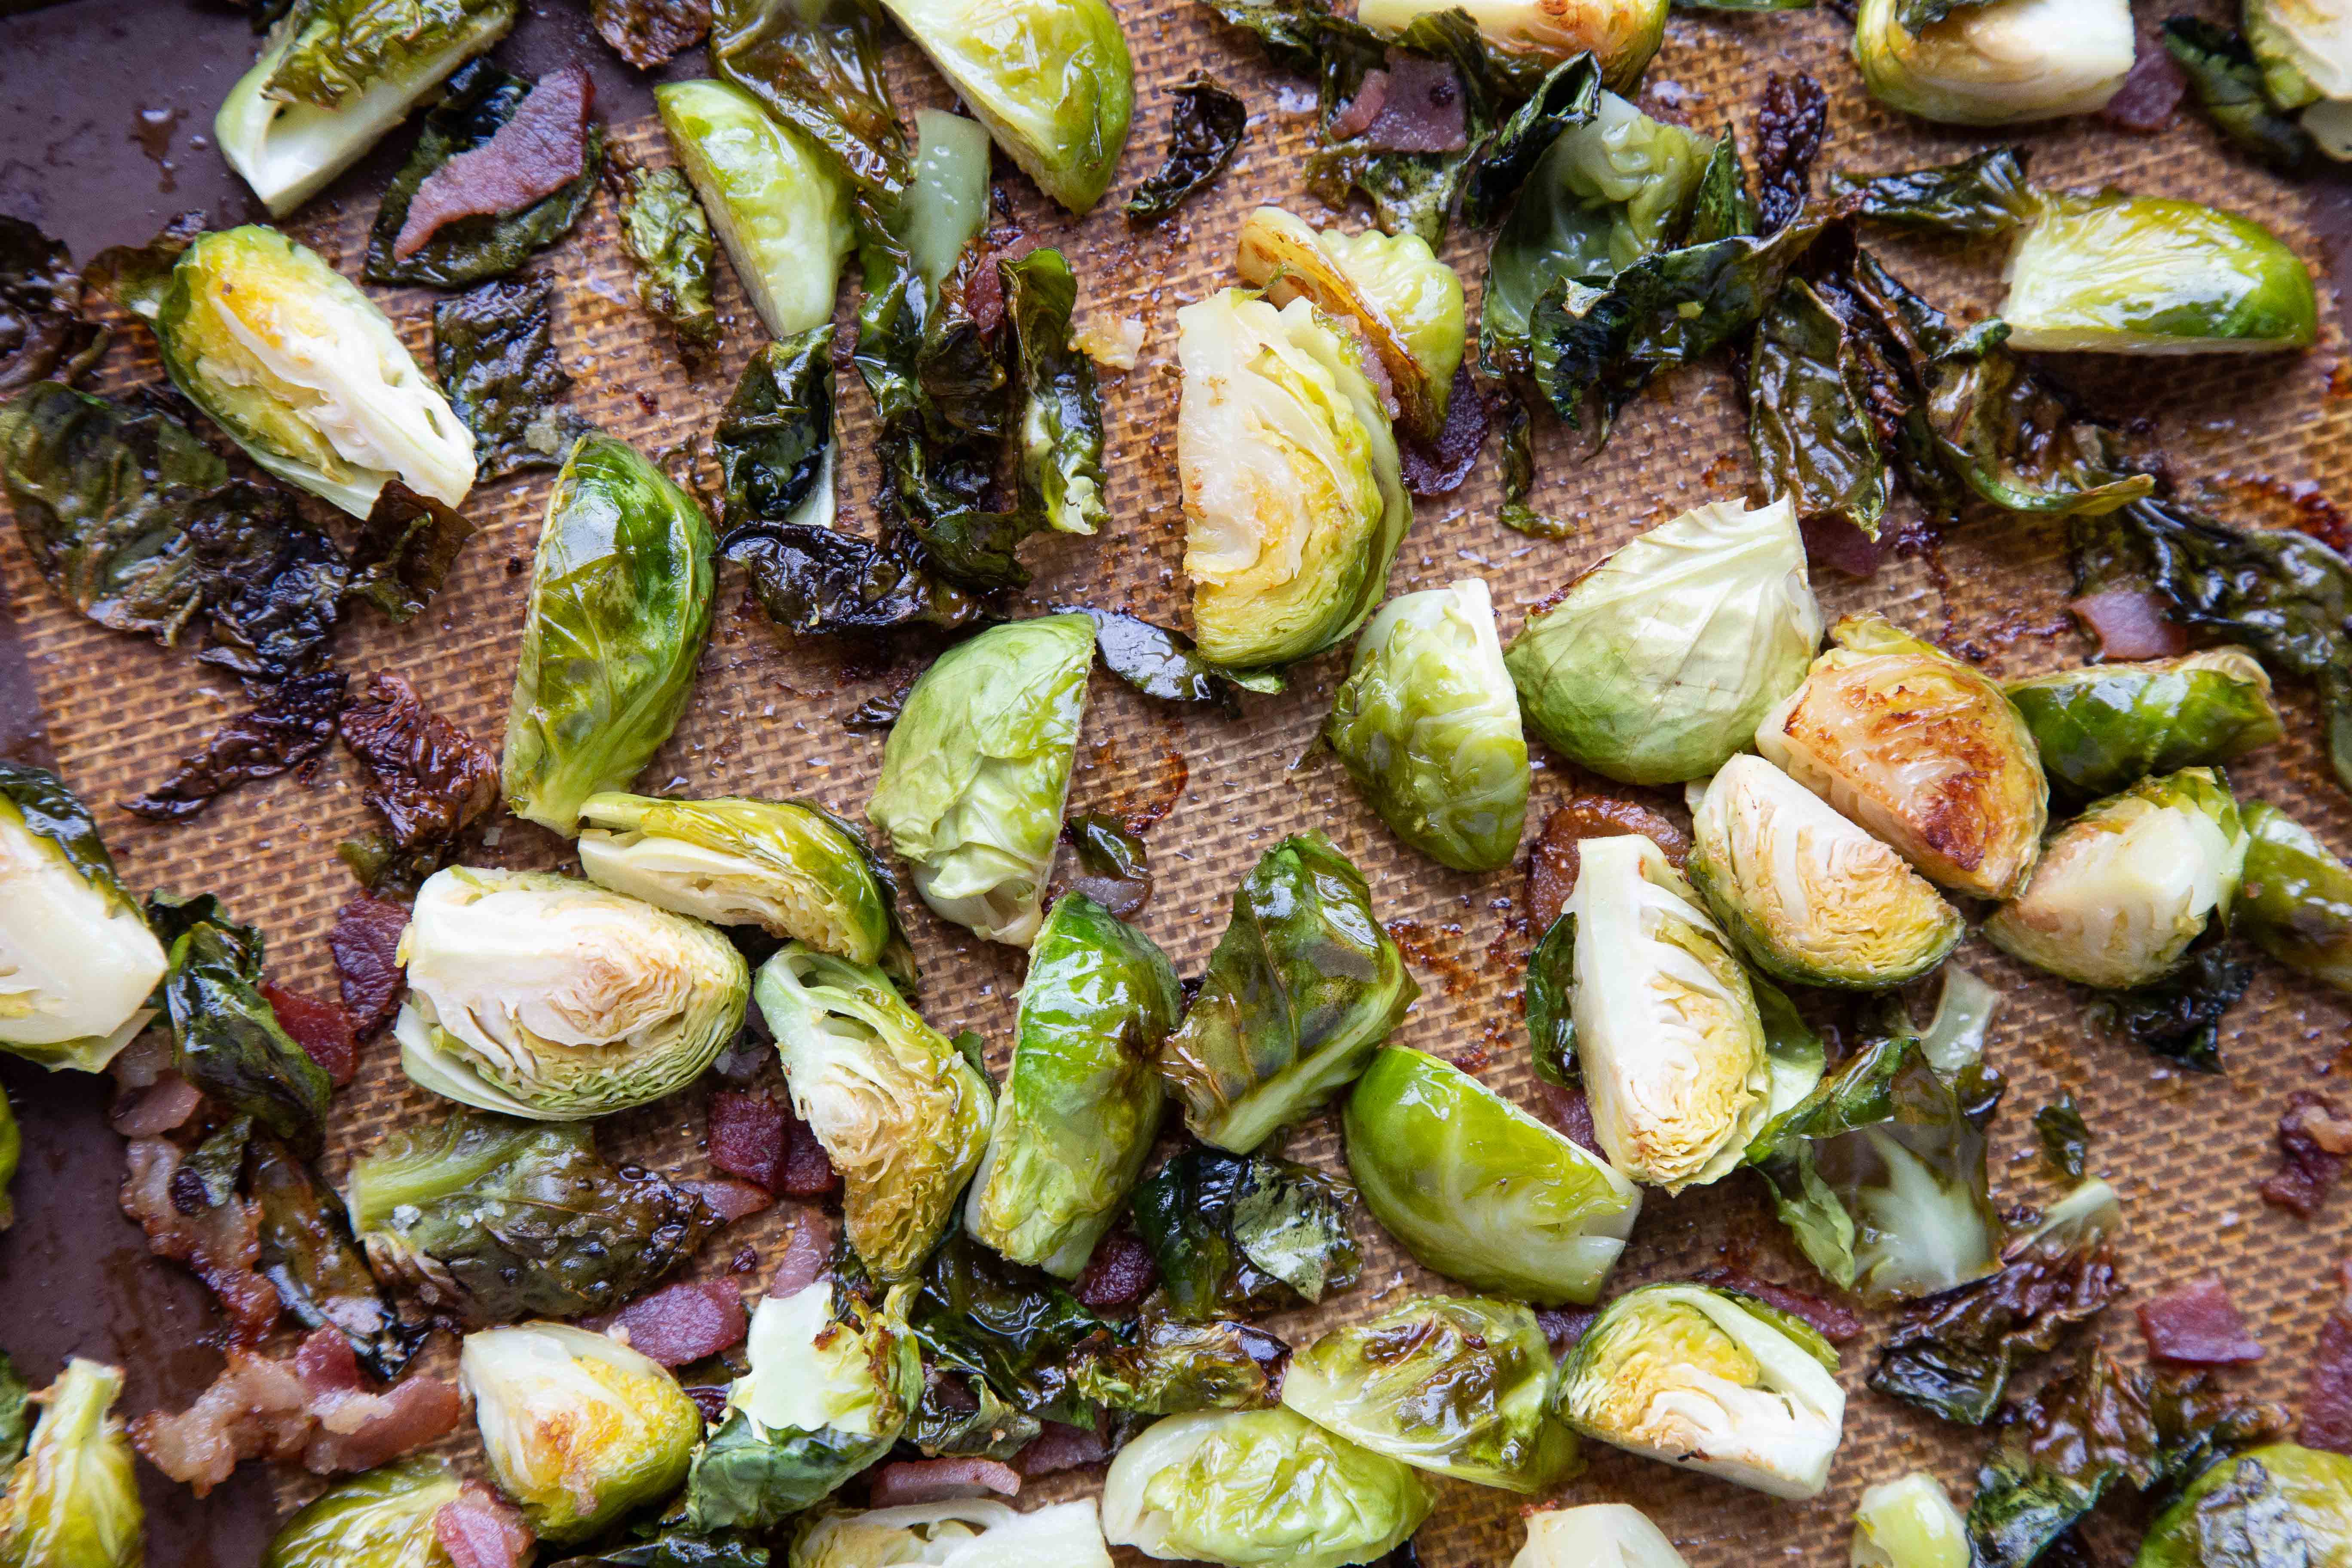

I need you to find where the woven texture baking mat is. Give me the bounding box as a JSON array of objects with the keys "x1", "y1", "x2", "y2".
[{"x1": 6, "y1": 1, "x2": 2352, "y2": 1561}]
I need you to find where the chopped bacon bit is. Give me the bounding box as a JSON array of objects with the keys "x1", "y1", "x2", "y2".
[
  {"x1": 1018, "y1": 1419, "x2": 1111, "y2": 1476},
  {"x1": 121, "y1": 1137, "x2": 279, "y2": 1345},
  {"x1": 2302, "y1": 1262, "x2": 2352, "y2": 1454},
  {"x1": 328, "y1": 894, "x2": 410, "y2": 1039},
  {"x1": 2067, "y1": 588, "x2": 2186, "y2": 661},
  {"x1": 2137, "y1": 1274, "x2": 2265, "y2": 1366},
  {"x1": 1399, "y1": 366, "x2": 1489, "y2": 498},
  {"x1": 302, "y1": 1366, "x2": 465, "y2": 1476},
  {"x1": 111, "y1": 1072, "x2": 204, "y2": 1137},
  {"x1": 771, "y1": 1211, "x2": 835, "y2": 1298},
  {"x1": 260, "y1": 980, "x2": 358, "y2": 1086},
  {"x1": 686, "y1": 1384, "x2": 730, "y2": 1424},
  {"x1": 1694, "y1": 1264, "x2": 1863, "y2": 1343},
  {"x1": 679, "y1": 1178, "x2": 773, "y2": 1225},
  {"x1": 2101, "y1": 46, "x2": 2186, "y2": 133},
  {"x1": 394, "y1": 67, "x2": 595, "y2": 260},
  {"x1": 780, "y1": 1103, "x2": 842, "y2": 1199},
  {"x1": 708, "y1": 1089, "x2": 788, "y2": 1192},
  {"x1": 2262, "y1": 1091, "x2": 2352, "y2": 1218},
  {"x1": 1330, "y1": 69, "x2": 1389, "y2": 140},
  {"x1": 1534, "y1": 1306, "x2": 1597, "y2": 1356},
  {"x1": 867, "y1": 1458, "x2": 1023, "y2": 1508},
  {"x1": 1801, "y1": 513, "x2": 1883, "y2": 579},
  {"x1": 1524, "y1": 798, "x2": 1691, "y2": 932},
  {"x1": 1535, "y1": 1082, "x2": 1603, "y2": 1157},
  {"x1": 434, "y1": 1480, "x2": 535, "y2": 1568},
  {"x1": 295, "y1": 1327, "x2": 361, "y2": 1393},
  {"x1": 1076, "y1": 1227, "x2": 1158, "y2": 1313},
  {"x1": 594, "y1": 1280, "x2": 747, "y2": 1367},
  {"x1": 1362, "y1": 53, "x2": 1467, "y2": 152}
]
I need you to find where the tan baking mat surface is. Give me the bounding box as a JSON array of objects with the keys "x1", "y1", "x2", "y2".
[{"x1": 7, "y1": 1, "x2": 2352, "y2": 1561}]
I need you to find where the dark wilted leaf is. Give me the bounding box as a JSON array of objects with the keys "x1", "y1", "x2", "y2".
[
  {"x1": 0, "y1": 216, "x2": 106, "y2": 398},
  {"x1": 608, "y1": 161, "x2": 721, "y2": 358},
  {"x1": 2035, "y1": 1093, "x2": 2091, "y2": 1178},
  {"x1": 1054, "y1": 813, "x2": 1151, "y2": 918},
  {"x1": 1059, "y1": 605, "x2": 1283, "y2": 702},
  {"x1": 432, "y1": 276, "x2": 591, "y2": 479},
  {"x1": 125, "y1": 669, "x2": 348, "y2": 824},
  {"x1": 246, "y1": 1131, "x2": 427, "y2": 1381},
  {"x1": 1752, "y1": 73, "x2": 1827, "y2": 235},
  {"x1": 1831, "y1": 146, "x2": 2037, "y2": 238},
  {"x1": 346, "y1": 481, "x2": 476, "y2": 622},
  {"x1": 159, "y1": 904, "x2": 336, "y2": 1157},
  {"x1": 908, "y1": 1223, "x2": 1112, "y2": 1425},
  {"x1": 1126, "y1": 74, "x2": 1249, "y2": 222},
  {"x1": 724, "y1": 518, "x2": 983, "y2": 634},
  {"x1": 183, "y1": 479, "x2": 348, "y2": 688},
  {"x1": 338, "y1": 671, "x2": 499, "y2": 857},
  {"x1": 1131, "y1": 1147, "x2": 1360, "y2": 1322},
  {"x1": 2089, "y1": 940, "x2": 2255, "y2": 1073},
  {"x1": 717, "y1": 330, "x2": 834, "y2": 531},
  {"x1": 1749, "y1": 275, "x2": 1890, "y2": 536},
  {"x1": 1005, "y1": 249, "x2": 1108, "y2": 539}
]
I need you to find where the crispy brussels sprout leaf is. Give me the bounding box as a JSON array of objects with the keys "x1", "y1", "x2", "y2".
[
  {"x1": 2164, "y1": 20, "x2": 2320, "y2": 174},
  {"x1": 1005, "y1": 249, "x2": 1109, "y2": 538},
  {"x1": 723, "y1": 517, "x2": 982, "y2": 634},
  {"x1": 0, "y1": 1360, "x2": 141, "y2": 1568},
  {"x1": 364, "y1": 60, "x2": 604, "y2": 287},
  {"x1": 2239, "y1": 800, "x2": 2352, "y2": 995},
  {"x1": 0, "y1": 217, "x2": 106, "y2": 398},
  {"x1": 905, "y1": 1223, "x2": 1111, "y2": 1425},
  {"x1": 346, "y1": 482, "x2": 476, "y2": 624},
  {"x1": 1058, "y1": 606, "x2": 1285, "y2": 704},
  {"x1": 1749, "y1": 276, "x2": 1890, "y2": 537},
  {"x1": 2034, "y1": 1094, "x2": 2090, "y2": 1179},
  {"x1": 609, "y1": 162, "x2": 721, "y2": 359},
  {"x1": 1066, "y1": 1318, "x2": 1287, "y2": 1416},
  {"x1": 125, "y1": 666, "x2": 343, "y2": 820},
  {"x1": 348, "y1": 1108, "x2": 723, "y2": 1322},
  {"x1": 260, "y1": 1458, "x2": 462, "y2": 1568},
  {"x1": 162, "y1": 911, "x2": 335, "y2": 1157},
  {"x1": 1127, "y1": 75, "x2": 1249, "y2": 221},
  {"x1": 2007, "y1": 650, "x2": 2283, "y2": 802},
  {"x1": 717, "y1": 330, "x2": 835, "y2": 532},
  {"x1": 1131, "y1": 1146, "x2": 1361, "y2": 1321},
  {"x1": 1158, "y1": 833, "x2": 1418, "y2": 1152},
  {"x1": 432, "y1": 276, "x2": 591, "y2": 480},
  {"x1": 1830, "y1": 147, "x2": 2036, "y2": 238},
  {"x1": 2138, "y1": 1445, "x2": 2352, "y2": 1568},
  {"x1": 2088, "y1": 939, "x2": 2256, "y2": 1074},
  {"x1": 248, "y1": 1133, "x2": 427, "y2": 1380},
  {"x1": 548, "y1": 1532, "x2": 771, "y2": 1568}
]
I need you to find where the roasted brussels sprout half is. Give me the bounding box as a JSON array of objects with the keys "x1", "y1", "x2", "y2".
[
  {"x1": 968, "y1": 894, "x2": 1180, "y2": 1277},
  {"x1": 756, "y1": 944, "x2": 993, "y2": 1280},
  {"x1": 216, "y1": 0, "x2": 518, "y2": 217},
  {"x1": 2001, "y1": 192, "x2": 2318, "y2": 354},
  {"x1": 462, "y1": 1323, "x2": 701, "y2": 1542},
  {"x1": 655, "y1": 79, "x2": 854, "y2": 338},
  {"x1": 396, "y1": 867, "x2": 747, "y2": 1119},
  {"x1": 1283, "y1": 1295, "x2": 1577, "y2": 1493},
  {"x1": 501, "y1": 434, "x2": 716, "y2": 836},
  {"x1": 1758, "y1": 613, "x2": 2049, "y2": 900},
  {"x1": 2007, "y1": 649, "x2": 2283, "y2": 801},
  {"x1": 260, "y1": 1457, "x2": 463, "y2": 1568},
  {"x1": 793, "y1": 1499, "x2": 1115, "y2": 1567},
  {"x1": 686, "y1": 1280, "x2": 922, "y2": 1531},
  {"x1": 0, "y1": 762, "x2": 166, "y2": 1072},
  {"x1": 577, "y1": 793, "x2": 907, "y2": 974},
  {"x1": 1688, "y1": 755, "x2": 1964, "y2": 990},
  {"x1": 868, "y1": 616, "x2": 1094, "y2": 949},
  {"x1": 1324, "y1": 579, "x2": 1531, "y2": 874},
  {"x1": 1985, "y1": 769, "x2": 2248, "y2": 990},
  {"x1": 130, "y1": 225, "x2": 475, "y2": 518},
  {"x1": 877, "y1": 0, "x2": 1134, "y2": 213},
  {"x1": 1852, "y1": 1471, "x2": 1968, "y2": 1568},
  {"x1": 1513, "y1": 1505, "x2": 1691, "y2": 1568},
  {"x1": 2239, "y1": 799, "x2": 2352, "y2": 993},
  {"x1": 1235, "y1": 207, "x2": 1467, "y2": 441},
  {"x1": 1555, "y1": 1282, "x2": 1845, "y2": 1500},
  {"x1": 1853, "y1": 0, "x2": 2134, "y2": 126},
  {"x1": 1175, "y1": 290, "x2": 1412, "y2": 671},
  {"x1": 1507, "y1": 496, "x2": 1822, "y2": 787},
  {"x1": 2135, "y1": 1442, "x2": 2352, "y2": 1568},
  {"x1": 1101, "y1": 1408, "x2": 1435, "y2": 1568},
  {"x1": 1345, "y1": 1047, "x2": 1641, "y2": 1305},
  {"x1": 1159, "y1": 833, "x2": 1418, "y2": 1153},
  {"x1": 2247, "y1": 0, "x2": 2352, "y2": 151},
  {"x1": 0, "y1": 1360, "x2": 141, "y2": 1568},
  {"x1": 1356, "y1": 0, "x2": 1666, "y2": 88}
]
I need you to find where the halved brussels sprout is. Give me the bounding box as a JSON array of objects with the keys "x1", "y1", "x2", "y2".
[
  {"x1": 140, "y1": 226, "x2": 475, "y2": 517},
  {"x1": 1985, "y1": 768, "x2": 2248, "y2": 990},
  {"x1": 2007, "y1": 649, "x2": 2284, "y2": 801},
  {"x1": 576, "y1": 793, "x2": 906, "y2": 974},
  {"x1": 1852, "y1": 1471, "x2": 1968, "y2": 1568},
  {"x1": 1507, "y1": 496, "x2": 1822, "y2": 787},
  {"x1": 2000, "y1": 191, "x2": 2319, "y2": 353},
  {"x1": 1558, "y1": 834, "x2": 1775, "y2": 1191},
  {"x1": 461, "y1": 1323, "x2": 701, "y2": 1542},
  {"x1": 1688, "y1": 754, "x2": 1964, "y2": 990},
  {"x1": 1356, "y1": 0, "x2": 1666, "y2": 88},
  {"x1": 1344, "y1": 1047, "x2": 1642, "y2": 1305},
  {"x1": 395, "y1": 866, "x2": 749, "y2": 1120},
  {"x1": 1175, "y1": 290, "x2": 1412, "y2": 671},
  {"x1": 1324, "y1": 579, "x2": 1530, "y2": 874},
  {"x1": 501, "y1": 434, "x2": 716, "y2": 836},
  {"x1": 1853, "y1": 0, "x2": 2134, "y2": 126},
  {"x1": 1235, "y1": 208, "x2": 1467, "y2": 441},
  {"x1": 877, "y1": 0, "x2": 1133, "y2": 213},
  {"x1": 967, "y1": 893, "x2": 1180, "y2": 1277},
  {"x1": 1555, "y1": 1282, "x2": 1846, "y2": 1500},
  {"x1": 2246, "y1": 0, "x2": 2352, "y2": 153},
  {"x1": 686, "y1": 1281, "x2": 922, "y2": 1531},
  {"x1": 755, "y1": 944, "x2": 993, "y2": 1280},
  {"x1": 1101, "y1": 1408, "x2": 1435, "y2": 1568},
  {"x1": 0, "y1": 762, "x2": 166, "y2": 1072},
  {"x1": 2240, "y1": 800, "x2": 2352, "y2": 993},
  {"x1": 2136, "y1": 1442, "x2": 2352, "y2": 1568},
  {"x1": 1282, "y1": 1295, "x2": 1577, "y2": 1493},
  {"x1": 0, "y1": 1360, "x2": 141, "y2": 1568},
  {"x1": 1757, "y1": 612, "x2": 2049, "y2": 900},
  {"x1": 793, "y1": 1499, "x2": 1115, "y2": 1568},
  {"x1": 655, "y1": 79, "x2": 854, "y2": 339},
  {"x1": 261, "y1": 1457, "x2": 462, "y2": 1568},
  {"x1": 216, "y1": 0, "x2": 517, "y2": 218},
  {"x1": 868, "y1": 615, "x2": 1094, "y2": 949},
  {"x1": 1160, "y1": 834, "x2": 1418, "y2": 1154},
  {"x1": 1513, "y1": 1505, "x2": 1691, "y2": 1568}
]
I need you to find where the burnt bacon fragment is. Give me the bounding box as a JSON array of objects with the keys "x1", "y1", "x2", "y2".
[
  {"x1": 2260, "y1": 1091, "x2": 2352, "y2": 1217},
  {"x1": 260, "y1": 980, "x2": 358, "y2": 1086},
  {"x1": 125, "y1": 669, "x2": 348, "y2": 822},
  {"x1": 329, "y1": 893, "x2": 411, "y2": 1038},
  {"x1": 2137, "y1": 1274, "x2": 2264, "y2": 1366},
  {"x1": 1752, "y1": 73, "x2": 1828, "y2": 235},
  {"x1": 2301, "y1": 1261, "x2": 2352, "y2": 1454},
  {"x1": 1126, "y1": 74, "x2": 1250, "y2": 222},
  {"x1": 1692, "y1": 1263, "x2": 1862, "y2": 1342}
]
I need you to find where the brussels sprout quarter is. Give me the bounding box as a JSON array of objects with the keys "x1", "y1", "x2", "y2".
[
  {"x1": 1853, "y1": 0, "x2": 2133, "y2": 126},
  {"x1": 1689, "y1": 755, "x2": 1963, "y2": 990},
  {"x1": 395, "y1": 867, "x2": 747, "y2": 1120},
  {"x1": 1507, "y1": 496, "x2": 1822, "y2": 787},
  {"x1": 1985, "y1": 768, "x2": 2248, "y2": 989},
  {"x1": 2239, "y1": 801, "x2": 2352, "y2": 994},
  {"x1": 1357, "y1": 0, "x2": 1667, "y2": 88},
  {"x1": 260, "y1": 1458, "x2": 462, "y2": 1568},
  {"x1": 1345, "y1": 1047, "x2": 1640, "y2": 1305},
  {"x1": 1757, "y1": 612, "x2": 2048, "y2": 899},
  {"x1": 1512, "y1": 1505, "x2": 1692, "y2": 1568},
  {"x1": 0, "y1": 1360, "x2": 141, "y2": 1568},
  {"x1": 1555, "y1": 1283, "x2": 1845, "y2": 1500},
  {"x1": 2006, "y1": 649, "x2": 2283, "y2": 801},
  {"x1": 2136, "y1": 1443, "x2": 2352, "y2": 1568}
]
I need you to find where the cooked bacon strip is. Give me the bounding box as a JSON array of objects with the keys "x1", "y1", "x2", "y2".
[
  {"x1": 708, "y1": 1089, "x2": 787, "y2": 1191},
  {"x1": 1075, "y1": 1228, "x2": 1157, "y2": 1313},
  {"x1": 2067, "y1": 588, "x2": 2186, "y2": 661},
  {"x1": 328, "y1": 894, "x2": 410, "y2": 1039},
  {"x1": 2100, "y1": 46, "x2": 2185, "y2": 133},
  {"x1": 260, "y1": 980, "x2": 358, "y2": 1086},
  {"x1": 1360, "y1": 54, "x2": 1468, "y2": 152},
  {"x1": 780, "y1": 1102, "x2": 842, "y2": 1199},
  {"x1": 679, "y1": 1177, "x2": 773, "y2": 1225},
  {"x1": 1695, "y1": 1264, "x2": 1864, "y2": 1343},
  {"x1": 771, "y1": 1212, "x2": 835, "y2": 1298},
  {"x1": 867, "y1": 1458, "x2": 1022, "y2": 1507},
  {"x1": 392, "y1": 66, "x2": 594, "y2": 260},
  {"x1": 2137, "y1": 1274, "x2": 2265, "y2": 1365},
  {"x1": 1535, "y1": 1306, "x2": 1598, "y2": 1355},
  {"x1": 2302, "y1": 1261, "x2": 2352, "y2": 1454},
  {"x1": 1330, "y1": 68, "x2": 1389, "y2": 140},
  {"x1": 122, "y1": 1137, "x2": 279, "y2": 1345},
  {"x1": 1017, "y1": 1419, "x2": 1110, "y2": 1476},
  {"x1": 1523, "y1": 797, "x2": 1690, "y2": 933},
  {"x1": 594, "y1": 1280, "x2": 747, "y2": 1367},
  {"x1": 2262, "y1": 1092, "x2": 2352, "y2": 1218},
  {"x1": 434, "y1": 1480, "x2": 535, "y2": 1568}
]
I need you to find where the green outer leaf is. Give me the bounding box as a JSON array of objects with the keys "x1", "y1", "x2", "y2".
[
  {"x1": 246, "y1": 1131, "x2": 426, "y2": 1380},
  {"x1": 0, "y1": 1352, "x2": 28, "y2": 1472},
  {"x1": 1004, "y1": 249, "x2": 1109, "y2": 538},
  {"x1": 610, "y1": 163, "x2": 721, "y2": 358},
  {"x1": 432, "y1": 276, "x2": 590, "y2": 479},
  {"x1": 717, "y1": 330, "x2": 834, "y2": 532},
  {"x1": 2034, "y1": 1093, "x2": 2090, "y2": 1179},
  {"x1": 1130, "y1": 1146, "x2": 1360, "y2": 1321},
  {"x1": 907, "y1": 1222, "x2": 1111, "y2": 1425},
  {"x1": 1830, "y1": 147, "x2": 2037, "y2": 239},
  {"x1": 2164, "y1": 19, "x2": 2320, "y2": 175},
  {"x1": 710, "y1": 0, "x2": 910, "y2": 208},
  {"x1": 264, "y1": 0, "x2": 514, "y2": 108},
  {"x1": 1156, "y1": 832, "x2": 1418, "y2": 1152},
  {"x1": 1749, "y1": 277, "x2": 1888, "y2": 537},
  {"x1": 0, "y1": 1357, "x2": 142, "y2": 1568},
  {"x1": 2007, "y1": 652, "x2": 2285, "y2": 802},
  {"x1": 262, "y1": 1458, "x2": 459, "y2": 1568},
  {"x1": 1059, "y1": 606, "x2": 1285, "y2": 703},
  {"x1": 1066, "y1": 1317, "x2": 1283, "y2": 1415},
  {"x1": 1524, "y1": 911, "x2": 1577, "y2": 1085},
  {"x1": 164, "y1": 919, "x2": 334, "y2": 1158},
  {"x1": 1458, "y1": 53, "x2": 1603, "y2": 230},
  {"x1": 683, "y1": 1408, "x2": 895, "y2": 1534}
]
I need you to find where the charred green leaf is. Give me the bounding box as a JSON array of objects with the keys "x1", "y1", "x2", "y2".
[
  {"x1": 245, "y1": 1131, "x2": 426, "y2": 1381},
  {"x1": 124, "y1": 669, "x2": 348, "y2": 823},
  {"x1": 2164, "y1": 20, "x2": 2319, "y2": 175},
  {"x1": 432, "y1": 276, "x2": 591, "y2": 480},
  {"x1": 0, "y1": 217, "x2": 106, "y2": 398},
  {"x1": 1131, "y1": 1146, "x2": 1361, "y2": 1322},
  {"x1": 346, "y1": 482, "x2": 476, "y2": 623},
  {"x1": 717, "y1": 330, "x2": 834, "y2": 532},
  {"x1": 608, "y1": 162, "x2": 720, "y2": 360},
  {"x1": 1127, "y1": 74, "x2": 1249, "y2": 221},
  {"x1": 1057, "y1": 606, "x2": 1283, "y2": 703},
  {"x1": 1828, "y1": 146, "x2": 2037, "y2": 239},
  {"x1": 157, "y1": 902, "x2": 335, "y2": 1156}
]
